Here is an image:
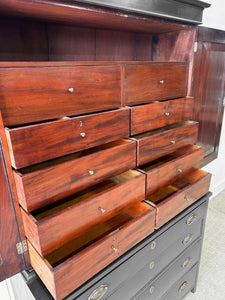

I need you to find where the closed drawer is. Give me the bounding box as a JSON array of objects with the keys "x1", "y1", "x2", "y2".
[
  {"x1": 106, "y1": 218, "x2": 202, "y2": 300},
  {"x1": 14, "y1": 139, "x2": 136, "y2": 211},
  {"x1": 134, "y1": 121, "x2": 198, "y2": 166},
  {"x1": 0, "y1": 65, "x2": 121, "y2": 126},
  {"x1": 124, "y1": 63, "x2": 187, "y2": 106},
  {"x1": 22, "y1": 170, "x2": 146, "y2": 256},
  {"x1": 160, "y1": 264, "x2": 198, "y2": 300},
  {"x1": 5, "y1": 108, "x2": 130, "y2": 169},
  {"x1": 138, "y1": 145, "x2": 204, "y2": 196},
  {"x1": 28, "y1": 201, "x2": 155, "y2": 300},
  {"x1": 131, "y1": 97, "x2": 193, "y2": 135},
  {"x1": 133, "y1": 240, "x2": 201, "y2": 300},
  {"x1": 145, "y1": 170, "x2": 211, "y2": 228}
]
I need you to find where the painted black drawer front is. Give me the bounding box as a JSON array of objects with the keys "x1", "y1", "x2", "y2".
[
  {"x1": 106, "y1": 218, "x2": 202, "y2": 300},
  {"x1": 132, "y1": 240, "x2": 201, "y2": 300},
  {"x1": 160, "y1": 264, "x2": 199, "y2": 300}
]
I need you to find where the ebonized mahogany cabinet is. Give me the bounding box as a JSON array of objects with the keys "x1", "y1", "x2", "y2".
[{"x1": 0, "y1": 1, "x2": 215, "y2": 299}]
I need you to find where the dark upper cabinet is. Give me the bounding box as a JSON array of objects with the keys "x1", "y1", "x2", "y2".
[{"x1": 193, "y1": 27, "x2": 225, "y2": 166}]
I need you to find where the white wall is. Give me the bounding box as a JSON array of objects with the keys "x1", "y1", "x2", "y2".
[{"x1": 201, "y1": 0, "x2": 225, "y2": 197}]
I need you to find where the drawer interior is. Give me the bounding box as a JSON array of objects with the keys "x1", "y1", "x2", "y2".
[
  {"x1": 32, "y1": 169, "x2": 143, "y2": 220},
  {"x1": 43, "y1": 201, "x2": 151, "y2": 268}
]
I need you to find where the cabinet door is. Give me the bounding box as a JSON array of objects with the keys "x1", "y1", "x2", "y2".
[{"x1": 193, "y1": 27, "x2": 225, "y2": 165}]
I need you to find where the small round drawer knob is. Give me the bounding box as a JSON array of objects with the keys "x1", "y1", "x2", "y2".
[
  {"x1": 179, "y1": 281, "x2": 188, "y2": 293},
  {"x1": 165, "y1": 112, "x2": 170, "y2": 116},
  {"x1": 151, "y1": 241, "x2": 156, "y2": 250},
  {"x1": 149, "y1": 261, "x2": 155, "y2": 270},
  {"x1": 112, "y1": 247, "x2": 118, "y2": 253},
  {"x1": 99, "y1": 207, "x2": 106, "y2": 214},
  {"x1": 183, "y1": 234, "x2": 193, "y2": 246},
  {"x1": 171, "y1": 140, "x2": 176, "y2": 144},
  {"x1": 149, "y1": 285, "x2": 155, "y2": 294},
  {"x1": 89, "y1": 170, "x2": 94, "y2": 176},
  {"x1": 177, "y1": 169, "x2": 182, "y2": 173},
  {"x1": 68, "y1": 87, "x2": 74, "y2": 93},
  {"x1": 160, "y1": 80, "x2": 164, "y2": 84},
  {"x1": 186, "y1": 213, "x2": 197, "y2": 226},
  {"x1": 182, "y1": 257, "x2": 191, "y2": 268},
  {"x1": 80, "y1": 132, "x2": 86, "y2": 137},
  {"x1": 88, "y1": 284, "x2": 108, "y2": 300}
]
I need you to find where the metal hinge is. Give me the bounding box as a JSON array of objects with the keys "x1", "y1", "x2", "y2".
[
  {"x1": 194, "y1": 42, "x2": 198, "y2": 53},
  {"x1": 16, "y1": 240, "x2": 28, "y2": 255}
]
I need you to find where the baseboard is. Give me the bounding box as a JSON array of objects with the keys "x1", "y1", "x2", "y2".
[{"x1": 210, "y1": 179, "x2": 225, "y2": 199}]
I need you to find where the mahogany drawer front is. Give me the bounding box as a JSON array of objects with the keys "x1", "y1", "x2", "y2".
[
  {"x1": 21, "y1": 170, "x2": 146, "y2": 256},
  {"x1": 138, "y1": 145, "x2": 204, "y2": 196},
  {"x1": 145, "y1": 170, "x2": 211, "y2": 229},
  {"x1": 133, "y1": 240, "x2": 201, "y2": 300},
  {"x1": 124, "y1": 63, "x2": 188, "y2": 106},
  {"x1": 131, "y1": 97, "x2": 193, "y2": 135},
  {"x1": 28, "y1": 201, "x2": 155, "y2": 300},
  {"x1": 134, "y1": 121, "x2": 199, "y2": 166},
  {"x1": 160, "y1": 264, "x2": 198, "y2": 300},
  {"x1": 5, "y1": 108, "x2": 130, "y2": 169},
  {"x1": 14, "y1": 140, "x2": 137, "y2": 212},
  {"x1": 0, "y1": 65, "x2": 121, "y2": 126},
  {"x1": 106, "y1": 218, "x2": 202, "y2": 300}
]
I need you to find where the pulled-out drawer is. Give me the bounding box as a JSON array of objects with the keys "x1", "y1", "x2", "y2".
[
  {"x1": 14, "y1": 140, "x2": 136, "y2": 211},
  {"x1": 160, "y1": 264, "x2": 198, "y2": 300},
  {"x1": 131, "y1": 97, "x2": 193, "y2": 135},
  {"x1": 124, "y1": 63, "x2": 187, "y2": 106},
  {"x1": 21, "y1": 170, "x2": 146, "y2": 256},
  {"x1": 0, "y1": 65, "x2": 121, "y2": 126},
  {"x1": 28, "y1": 201, "x2": 155, "y2": 300},
  {"x1": 133, "y1": 121, "x2": 198, "y2": 166},
  {"x1": 133, "y1": 240, "x2": 201, "y2": 300},
  {"x1": 5, "y1": 108, "x2": 130, "y2": 169},
  {"x1": 138, "y1": 145, "x2": 204, "y2": 196},
  {"x1": 145, "y1": 170, "x2": 211, "y2": 228}
]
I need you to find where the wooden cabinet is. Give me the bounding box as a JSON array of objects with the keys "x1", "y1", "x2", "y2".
[
  {"x1": 0, "y1": 1, "x2": 214, "y2": 300},
  {"x1": 193, "y1": 27, "x2": 225, "y2": 165}
]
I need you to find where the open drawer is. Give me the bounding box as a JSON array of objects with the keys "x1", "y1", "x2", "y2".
[
  {"x1": 145, "y1": 170, "x2": 211, "y2": 229},
  {"x1": 21, "y1": 170, "x2": 146, "y2": 256},
  {"x1": 28, "y1": 201, "x2": 155, "y2": 300},
  {"x1": 133, "y1": 121, "x2": 199, "y2": 166},
  {"x1": 14, "y1": 139, "x2": 136, "y2": 212},
  {"x1": 138, "y1": 145, "x2": 204, "y2": 196}
]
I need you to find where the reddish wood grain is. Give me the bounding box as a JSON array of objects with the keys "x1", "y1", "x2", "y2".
[
  {"x1": 139, "y1": 145, "x2": 204, "y2": 196},
  {"x1": 21, "y1": 170, "x2": 145, "y2": 256},
  {"x1": 131, "y1": 97, "x2": 194, "y2": 135},
  {"x1": 6, "y1": 108, "x2": 130, "y2": 169},
  {"x1": 0, "y1": 65, "x2": 121, "y2": 126},
  {"x1": 28, "y1": 202, "x2": 155, "y2": 300},
  {"x1": 14, "y1": 140, "x2": 136, "y2": 212},
  {"x1": 124, "y1": 63, "x2": 188, "y2": 105},
  {"x1": 135, "y1": 121, "x2": 199, "y2": 166},
  {"x1": 146, "y1": 170, "x2": 211, "y2": 229}
]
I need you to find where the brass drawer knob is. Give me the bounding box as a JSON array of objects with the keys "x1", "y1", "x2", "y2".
[
  {"x1": 68, "y1": 87, "x2": 74, "y2": 93},
  {"x1": 186, "y1": 213, "x2": 197, "y2": 226},
  {"x1": 89, "y1": 170, "x2": 94, "y2": 176},
  {"x1": 177, "y1": 168, "x2": 182, "y2": 173},
  {"x1": 179, "y1": 281, "x2": 188, "y2": 293},
  {"x1": 182, "y1": 234, "x2": 193, "y2": 246},
  {"x1": 185, "y1": 194, "x2": 195, "y2": 202},
  {"x1": 171, "y1": 140, "x2": 176, "y2": 144},
  {"x1": 149, "y1": 285, "x2": 155, "y2": 294},
  {"x1": 99, "y1": 207, "x2": 106, "y2": 214},
  {"x1": 112, "y1": 247, "x2": 118, "y2": 252},
  {"x1": 165, "y1": 112, "x2": 170, "y2": 116},
  {"x1": 160, "y1": 80, "x2": 164, "y2": 84},
  {"x1": 88, "y1": 284, "x2": 108, "y2": 300},
  {"x1": 80, "y1": 132, "x2": 86, "y2": 138},
  {"x1": 182, "y1": 257, "x2": 191, "y2": 268},
  {"x1": 149, "y1": 261, "x2": 155, "y2": 270},
  {"x1": 151, "y1": 241, "x2": 156, "y2": 250}
]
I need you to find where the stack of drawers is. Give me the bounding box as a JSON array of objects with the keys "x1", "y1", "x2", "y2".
[{"x1": 0, "y1": 61, "x2": 211, "y2": 300}]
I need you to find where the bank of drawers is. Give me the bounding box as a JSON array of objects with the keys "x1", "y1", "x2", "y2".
[{"x1": 1, "y1": 61, "x2": 211, "y2": 300}]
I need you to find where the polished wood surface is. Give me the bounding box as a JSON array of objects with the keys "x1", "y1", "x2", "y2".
[
  {"x1": 131, "y1": 97, "x2": 194, "y2": 135},
  {"x1": 21, "y1": 170, "x2": 145, "y2": 256},
  {"x1": 139, "y1": 144, "x2": 204, "y2": 196},
  {"x1": 146, "y1": 170, "x2": 211, "y2": 228},
  {"x1": 14, "y1": 140, "x2": 136, "y2": 212},
  {"x1": 124, "y1": 63, "x2": 188, "y2": 105},
  {"x1": 135, "y1": 121, "x2": 199, "y2": 166},
  {"x1": 0, "y1": 65, "x2": 121, "y2": 126},
  {"x1": 28, "y1": 202, "x2": 155, "y2": 299},
  {"x1": 6, "y1": 108, "x2": 130, "y2": 169}
]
